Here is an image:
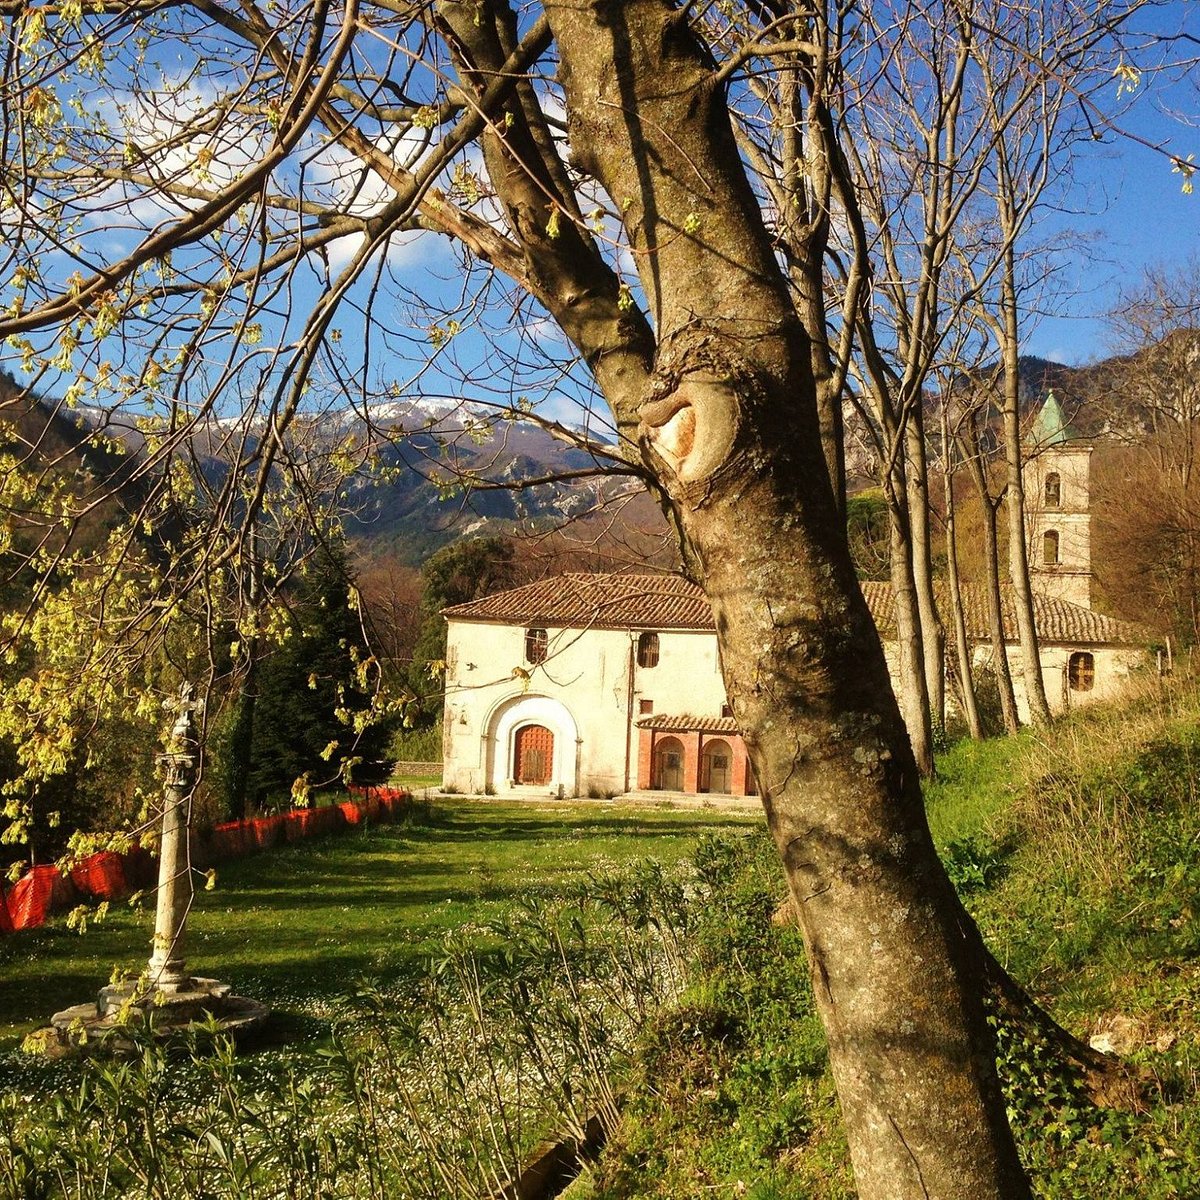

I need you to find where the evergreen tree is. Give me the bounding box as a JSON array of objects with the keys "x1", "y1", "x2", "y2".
[{"x1": 243, "y1": 544, "x2": 388, "y2": 809}]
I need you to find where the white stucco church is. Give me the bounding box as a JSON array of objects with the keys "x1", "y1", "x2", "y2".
[{"x1": 439, "y1": 396, "x2": 1154, "y2": 799}]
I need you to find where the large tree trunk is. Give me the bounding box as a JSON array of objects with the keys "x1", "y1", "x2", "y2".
[{"x1": 542, "y1": 3, "x2": 1030, "y2": 1195}]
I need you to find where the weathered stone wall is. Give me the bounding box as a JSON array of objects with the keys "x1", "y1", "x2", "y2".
[{"x1": 392, "y1": 759, "x2": 442, "y2": 776}]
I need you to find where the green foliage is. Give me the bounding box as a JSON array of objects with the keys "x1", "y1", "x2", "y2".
[
  {"x1": 845, "y1": 489, "x2": 889, "y2": 581},
  {"x1": 941, "y1": 834, "x2": 1011, "y2": 896},
  {"x1": 0, "y1": 808, "x2": 755, "y2": 1198},
  {"x1": 953, "y1": 684, "x2": 1200, "y2": 1196},
  {"x1": 8, "y1": 685, "x2": 1200, "y2": 1199},
  {"x1": 0, "y1": 801, "x2": 750, "y2": 1045},
  {"x1": 386, "y1": 720, "x2": 442, "y2": 765},
  {"x1": 592, "y1": 831, "x2": 853, "y2": 1199},
  {"x1": 966, "y1": 663, "x2": 1011, "y2": 738},
  {"x1": 593, "y1": 682, "x2": 1200, "y2": 1198}
]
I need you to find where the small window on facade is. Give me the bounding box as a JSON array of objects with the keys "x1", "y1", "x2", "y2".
[
  {"x1": 721, "y1": 703, "x2": 733, "y2": 718},
  {"x1": 524, "y1": 627, "x2": 548, "y2": 665},
  {"x1": 1068, "y1": 651, "x2": 1095, "y2": 692},
  {"x1": 637, "y1": 631, "x2": 660, "y2": 668},
  {"x1": 639, "y1": 699, "x2": 653, "y2": 714},
  {"x1": 1044, "y1": 472, "x2": 1061, "y2": 508},
  {"x1": 1043, "y1": 530, "x2": 1060, "y2": 565}
]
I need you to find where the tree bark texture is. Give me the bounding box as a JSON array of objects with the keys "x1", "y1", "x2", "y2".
[
  {"x1": 941, "y1": 414, "x2": 984, "y2": 740},
  {"x1": 538, "y1": 3, "x2": 1031, "y2": 1195},
  {"x1": 906, "y1": 404, "x2": 948, "y2": 729},
  {"x1": 887, "y1": 474, "x2": 936, "y2": 776}
]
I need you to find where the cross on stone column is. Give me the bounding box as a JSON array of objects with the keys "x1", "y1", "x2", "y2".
[
  {"x1": 45, "y1": 680, "x2": 268, "y2": 1052},
  {"x1": 147, "y1": 682, "x2": 202, "y2": 994}
]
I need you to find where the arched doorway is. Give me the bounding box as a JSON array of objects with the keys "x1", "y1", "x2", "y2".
[
  {"x1": 513, "y1": 724, "x2": 554, "y2": 785},
  {"x1": 653, "y1": 737, "x2": 684, "y2": 791},
  {"x1": 485, "y1": 694, "x2": 579, "y2": 794},
  {"x1": 701, "y1": 739, "x2": 733, "y2": 794}
]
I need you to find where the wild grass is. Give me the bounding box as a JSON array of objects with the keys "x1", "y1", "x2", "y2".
[
  {"x1": 0, "y1": 800, "x2": 755, "y2": 1050},
  {"x1": 580, "y1": 676, "x2": 1200, "y2": 1198},
  {"x1": 924, "y1": 724, "x2": 1034, "y2": 846},
  {"x1": 6, "y1": 680, "x2": 1200, "y2": 1199},
  {"x1": 0, "y1": 857, "x2": 706, "y2": 1199}
]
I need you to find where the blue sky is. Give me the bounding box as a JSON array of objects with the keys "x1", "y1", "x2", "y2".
[
  {"x1": 9, "y1": 1, "x2": 1195, "y2": 428},
  {"x1": 1024, "y1": 4, "x2": 1199, "y2": 365}
]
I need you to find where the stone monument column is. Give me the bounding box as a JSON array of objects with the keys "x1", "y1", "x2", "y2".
[
  {"x1": 45, "y1": 680, "x2": 269, "y2": 1053},
  {"x1": 147, "y1": 682, "x2": 200, "y2": 993}
]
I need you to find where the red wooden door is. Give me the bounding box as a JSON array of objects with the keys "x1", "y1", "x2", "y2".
[{"x1": 513, "y1": 725, "x2": 554, "y2": 784}]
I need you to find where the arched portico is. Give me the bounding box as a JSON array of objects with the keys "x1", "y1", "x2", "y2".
[{"x1": 485, "y1": 693, "x2": 580, "y2": 795}]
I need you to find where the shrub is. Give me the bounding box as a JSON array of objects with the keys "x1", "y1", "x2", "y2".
[
  {"x1": 388, "y1": 720, "x2": 443, "y2": 764},
  {"x1": 1, "y1": 860, "x2": 697, "y2": 1199}
]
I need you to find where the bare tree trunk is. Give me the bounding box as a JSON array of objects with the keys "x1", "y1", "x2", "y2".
[
  {"x1": 888, "y1": 469, "x2": 936, "y2": 776},
  {"x1": 907, "y1": 403, "x2": 947, "y2": 730},
  {"x1": 998, "y1": 360, "x2": 1046, "y2": 720},
  {"x1": 541, "y1": 4, "x2": 1029, "y2": 1194},
  {"x1": 776, "y1": 52, "x2": 851, "y2": 524},
  {"x1": 999, "y1": 259, "x2": 1052, "y2": 726},
  {"x1": 962, "y1": 425, "x2": 1021, "y2": 734},
  {"x1": 853, "y1": 363, "x2": 935, "y2": 776},
  {"x1": 941, "y1": 410, "x2": 983, "y2": 740}
]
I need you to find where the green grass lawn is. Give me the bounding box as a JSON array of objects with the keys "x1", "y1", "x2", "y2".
[
  {"x1": 387, "y1": 773, "x2": 441, "y2": 791},
  {"x1": 0, "y1": 799, "x2": 757, "y2": 1051}
]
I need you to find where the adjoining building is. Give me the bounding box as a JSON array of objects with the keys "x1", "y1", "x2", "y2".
[{"x1": 439, "y1": 396, "x2": 1155, "y2": 799}]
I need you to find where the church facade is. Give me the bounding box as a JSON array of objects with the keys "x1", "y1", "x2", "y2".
[
  {"x1": 439, "y1": 397, "x2": 1154, "y2": 799},
  {"x1": 440, "y1": 578, "x2": 1151, "y2": 799}
]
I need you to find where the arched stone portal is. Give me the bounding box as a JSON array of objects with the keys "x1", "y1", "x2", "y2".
[
  {"x1": 701, "y1": 738, "x2": 733, "y2": 794},
  {"x1": 485, "y1": 694, "x2": 579, "y2": 795}
]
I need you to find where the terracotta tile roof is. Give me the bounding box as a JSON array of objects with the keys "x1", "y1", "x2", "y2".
[
  {"x1": 446, "y1": 572, "x2": 1153, "y2": 647},
  {"x1": 637, "y1": 713, "x2": 740, "y2": 734},
  {"x1": 859, "y1": 581, "x2": 1154, "y2": 646},
  {"x1": 442, "y1": 572, "x2": 714, "y2": 631}
]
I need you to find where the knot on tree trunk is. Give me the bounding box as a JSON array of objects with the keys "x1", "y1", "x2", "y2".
[{"x1": 639, "y1": 330, "x2": 769, "y2": 495}]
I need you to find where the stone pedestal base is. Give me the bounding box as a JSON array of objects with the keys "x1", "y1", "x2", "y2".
[{"x1": 28, "y1": 978, "x2": 270, "y2": 1058}]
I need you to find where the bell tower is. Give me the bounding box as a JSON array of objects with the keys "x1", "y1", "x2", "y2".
[{"x1": 1023, "y1": 391, "x2": 1093, "y2": 609}]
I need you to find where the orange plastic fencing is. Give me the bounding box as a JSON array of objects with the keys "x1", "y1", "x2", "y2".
[
  {"x1": 69, "y1": 852, "x2": 127, "y2": 901},
  {"x1": 1, "y1": 787, "x2": 411, "y2": 934},
  {"x1": 9, "y1": 865, "x2": 77, "y2": 930}
]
